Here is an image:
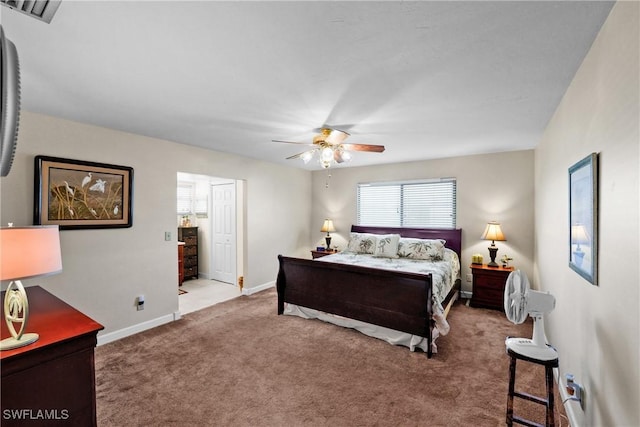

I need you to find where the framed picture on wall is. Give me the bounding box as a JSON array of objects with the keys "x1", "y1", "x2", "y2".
[
  {"x1": 568, "y1": 152, "x2": 598, "y2": 285},
  {"x1": 34, "y1": 156, "x2": 134, "y2": 229}
]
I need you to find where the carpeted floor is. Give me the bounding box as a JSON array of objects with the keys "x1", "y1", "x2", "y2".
[{"x1": 95, "y1": 288, "x2": 567, "y2": 426}]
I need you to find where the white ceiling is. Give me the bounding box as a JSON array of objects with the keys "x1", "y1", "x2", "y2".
[{"x1": 1, "y1": 1, "x2": 614, "y2": 170}]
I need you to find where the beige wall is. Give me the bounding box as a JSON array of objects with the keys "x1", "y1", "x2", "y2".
[
  {"x1": 0, "y1": 111, "x2": 312, "y2": 340},
  {"x1": 535, "y1": 2, "x2": 639, "y2": 426},
  {"x1": 311, "y1": 149, "x2": 535, "y2": 294}
]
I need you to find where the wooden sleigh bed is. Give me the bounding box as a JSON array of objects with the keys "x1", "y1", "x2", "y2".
[{"x1": 276, "y1": 225, "x2": 462, "y2": 358}]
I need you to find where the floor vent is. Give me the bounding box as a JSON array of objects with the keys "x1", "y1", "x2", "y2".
[{"x1": 1, "y1": 0, "x2": 61, "y2": 24}]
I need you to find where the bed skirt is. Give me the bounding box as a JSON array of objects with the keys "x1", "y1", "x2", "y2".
[{"x1": 283, "y1": 291, "x2": 457, "y2": 354}]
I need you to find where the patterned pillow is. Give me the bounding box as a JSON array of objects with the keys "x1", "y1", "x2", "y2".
[
  {"x1": 373, "y1": 234, "x2": 401, "y2": 258},
  {"x1": 347, "y1": 233, "x2": 377, "y2": 254},
  {"x1": 397, "y1": 238, "x2": 446, "y2": 260}
]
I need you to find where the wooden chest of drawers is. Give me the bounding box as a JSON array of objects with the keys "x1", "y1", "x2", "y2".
[
  {"x1": 1, "y1": 287, "x2": 104, "y2": 426},
  {"x1": 178, "y1": 227, "x2": 198, "y2": 280},
  {"x1": 470, "y1": 264, "x2": 514, "y2": 311}
]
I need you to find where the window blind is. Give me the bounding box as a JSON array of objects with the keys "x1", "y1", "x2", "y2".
[
  {"x1": 177, "y1": 182, "x2": 194, "y2": 214},
  {"x1": 357, "y1": 178, "x2": 456, "y2": 229}
]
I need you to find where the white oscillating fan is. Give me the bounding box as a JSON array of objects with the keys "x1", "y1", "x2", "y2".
[{"x1": 504, "y1": 270, "x2": 558, "y2": 361}]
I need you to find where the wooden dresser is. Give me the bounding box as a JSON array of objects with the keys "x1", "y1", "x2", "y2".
[
  {"x1": 178, "y1": 227, "x2": 198, "y2": 280},
  {"x1": 470, "y1": 264, "x2": 514, "y2": 312},
  {"x1": 1, "y1": 286, "x2": 104, "y2": 426}
]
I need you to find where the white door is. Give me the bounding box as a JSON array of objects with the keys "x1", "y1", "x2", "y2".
[{"x1": 211, "y1": 183, "x2": 236, "y2": 284}]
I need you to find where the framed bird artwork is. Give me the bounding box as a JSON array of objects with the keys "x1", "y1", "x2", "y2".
[{"x1": 34, "y1": 156, "x2": 133, "y2": 229}]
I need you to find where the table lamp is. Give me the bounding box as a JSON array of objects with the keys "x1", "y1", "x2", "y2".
[
  {"x1": 320, "y1": 219, "x2": 335, "y2": 250},
  {"x1": 481, "y1": 221, "x2": 506, "y2": 267},
  {"x1": 0, "y1": 225, "x2": 62, "y2": 350}
]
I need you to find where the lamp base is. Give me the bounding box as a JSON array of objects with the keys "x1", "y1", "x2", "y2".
[
  {"x1": 325, "y1": 236, "x2": 332, "y2": 250},
  {"x1": 572, "y1": 250, "x2": 585, "y2": 267},
  {"x1": 487, "y1": 245, "x2": 499, "y2": 267},
  {"x1": 0, "y1": 333, "x2": 39, "y2": 351}
]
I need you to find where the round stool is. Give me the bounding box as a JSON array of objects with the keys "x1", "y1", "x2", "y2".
[{"x1": 506, "y1": 346, "x2": 559, "y2": 427}]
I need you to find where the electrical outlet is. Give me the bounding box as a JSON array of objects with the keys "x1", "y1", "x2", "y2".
[
  {"x1": 164, "y1": 231, "x2": 171, "y2": 241},
  {"x1": 565, "y1": 374, "x2": 584, "y2": 409},
  {"x1": 137, "y1": 295, "x2": 145, "y2": 311},
  {"x1": 466, "y1": 273, "x2": 473, "y2": 282}
]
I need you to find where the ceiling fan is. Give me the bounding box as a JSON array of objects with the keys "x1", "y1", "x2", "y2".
[{"x1": 273, "y1": 128, "x2": 385, "y2": 169}]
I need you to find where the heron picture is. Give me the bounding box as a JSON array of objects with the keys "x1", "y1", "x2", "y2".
[{"x1": 34, "y1": 156, "x2": 133, "y2": 229}]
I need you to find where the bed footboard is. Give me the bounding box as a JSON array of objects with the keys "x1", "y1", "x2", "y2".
[{"x1": 277, "y1": 255, "x2": 435, "y2": 357}]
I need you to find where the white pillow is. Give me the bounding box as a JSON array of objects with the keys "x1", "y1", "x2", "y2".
[
  {"x1": 347, "y1": 232, "x2": 377, "y2": 254},
  {"x1": 397, "y1": 238, "x2": 446, "y2": 260},
  {"x1": 373, "y1": 234, "x2": 401, "y2": 258}
]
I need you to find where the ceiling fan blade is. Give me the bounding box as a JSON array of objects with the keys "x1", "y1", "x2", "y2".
[
  {"x1": 325, "y1": 129, "x2": 350, "y2": 145},
  {"x1": 341, "y1": 143, "x2": 385, "y2": 153},
  {"x1": 272, "y1": 139, "x2": 314, "y2": 146}
]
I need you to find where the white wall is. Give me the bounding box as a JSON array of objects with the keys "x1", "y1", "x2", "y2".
[
  {"x1": 535, "y1": 2, "x2": 639, "y2": 426},
  {"x1": 0, "y1": 111, "x2": 311, "y2": 340},
  {"x1": 311, "y1": 150, "x2": 535, "y2": 294}
]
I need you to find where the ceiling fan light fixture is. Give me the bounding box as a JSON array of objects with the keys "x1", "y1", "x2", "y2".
[
  {"x1": 276, "y1": 127, "x2": 384, "y2": 169},
  {"x1": 300, "y1": 151, "x2": 314, "y2": 164},
  {"x1": 321, "y1": 146, "x2": 334, "y2": 163},
  {"x1": 334, "y1": 147, "x2": 352, "y2": 163}
]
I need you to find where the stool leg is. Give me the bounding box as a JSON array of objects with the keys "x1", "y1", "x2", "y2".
[
  {"x1": 506, "y1": 355, "x2": 516, "y2": 426},
  {"x1": 545, "y1": 365, "x2": 555, "y2": 427}
]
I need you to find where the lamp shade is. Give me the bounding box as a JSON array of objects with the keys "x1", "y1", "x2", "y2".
[
  {"x1": 320, "y1": 219, "x2": 335, "y2": 233},
  {"x1": 0, "y1": 226, "x2": 62, "y2": 281},
  {"x1": 481, "y1": 222, "x2": 506, "y2": 242},
  {"x1": 571, "y1": 224, "x2": 589, "y2": 244}
]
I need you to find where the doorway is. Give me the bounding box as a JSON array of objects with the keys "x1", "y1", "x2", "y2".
[{"x1": 177, "y1": 172, "x2": 244, "y2": 313}]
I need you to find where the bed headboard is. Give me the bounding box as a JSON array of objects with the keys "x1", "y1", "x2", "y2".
[{"x1": 350, "y1": 225, "x2": 462, "y2": 259}]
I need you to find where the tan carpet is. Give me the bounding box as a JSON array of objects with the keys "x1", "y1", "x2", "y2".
[{"x1": 95, "y1": 288, "x2": 567, "y2": 426}]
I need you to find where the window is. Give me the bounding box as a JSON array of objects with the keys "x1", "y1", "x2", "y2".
[
  {"x1": 178, "y1": 181, "x2": 209, "y2": 217},
  {"x1": 357, "y1": 178, "x2": 457, "y2": 228},
  {"x1": 177, "y1": 182, "x2": 194, "y2": 215}
]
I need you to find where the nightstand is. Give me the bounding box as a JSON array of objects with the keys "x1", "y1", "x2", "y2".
[
  {"x1": 470, "y1": 264, "x2": 514, "y2": 311},
  {"x1": 311, "y1": 249, "x2": 338, "y2": 259}
]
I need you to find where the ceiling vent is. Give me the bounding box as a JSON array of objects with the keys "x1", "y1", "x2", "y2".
[{"x1": 1, "y1": 1, "x2": 61, "y2": 24}]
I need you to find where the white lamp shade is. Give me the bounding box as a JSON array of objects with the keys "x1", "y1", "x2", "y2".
[
  {"x1": 0, "y1": 226, "x2": 62, "y2": 281},
  {"x1": 321, "y1": 146, "x2": 334, "y2": 163},
  {"x1": 320, "y1": 219, "x2": 335, "y2": 233},
  {"x1": 571, "y1": 224, "x2": 590, "y2": 244},
  {"x1": 481, "y1": 222, "x2": 506, "y2": 242}
]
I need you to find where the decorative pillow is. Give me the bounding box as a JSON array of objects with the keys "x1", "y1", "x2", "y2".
[
  {"x1": 373, "y1": 234, "x2": 401, "y2": 258},
  {"x1": 347, "y1": 233, "x2": 377, "y2": 254},
  {"x1": 397, "y1": 238, "x2": 446, "y2": 260}
]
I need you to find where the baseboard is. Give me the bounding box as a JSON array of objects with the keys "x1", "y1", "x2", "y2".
[
  {"x1": 242, "y1": 281, "x2": 274, "y2": 296},
  {"x1": 97, "y1": 313, "x2": 176, "y2": 346},
  {"x1": 98, "y1": 283, "x2": 274, "y2": 345}
]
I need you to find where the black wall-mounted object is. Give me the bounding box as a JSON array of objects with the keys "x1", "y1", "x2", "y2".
[{"x1": 0, "y1": 25, "x2": 20, "y2": 177}]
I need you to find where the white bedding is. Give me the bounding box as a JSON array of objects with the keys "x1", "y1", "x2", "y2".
[{"x1": 283, "y1": 248, "x2": 461, "y2": 353}]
